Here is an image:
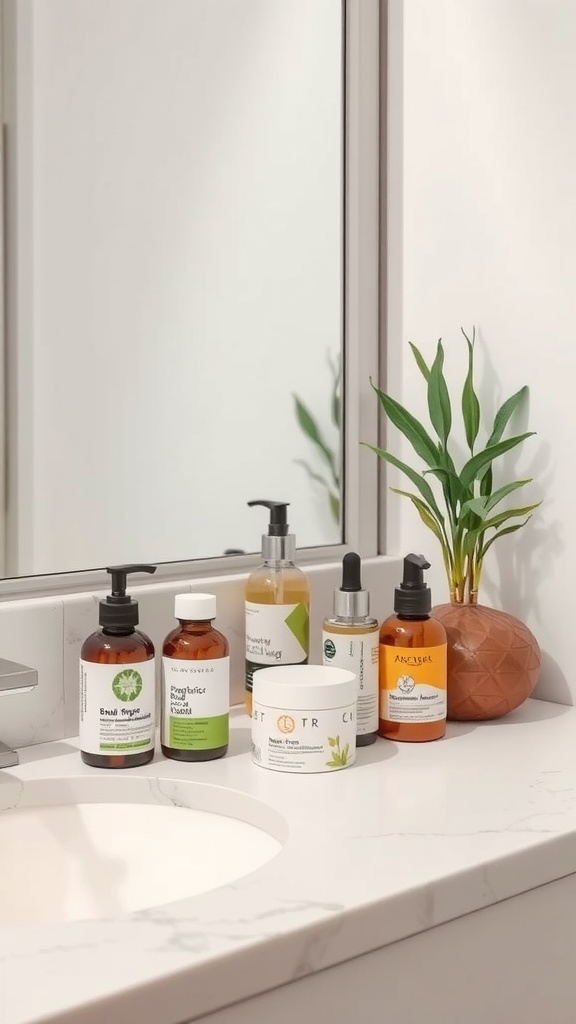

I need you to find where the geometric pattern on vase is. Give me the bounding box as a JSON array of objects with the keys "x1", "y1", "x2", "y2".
[{"x1": 432, "y1": 603, "x2": 541, "y2": 721}]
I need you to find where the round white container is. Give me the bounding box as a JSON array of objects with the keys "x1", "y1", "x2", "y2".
[{"x1": 251, "y1": 665, "x2": 357, "y2": 774}]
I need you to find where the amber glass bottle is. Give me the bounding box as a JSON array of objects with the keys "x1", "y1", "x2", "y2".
[
  {"x1": 379, "y1": 554, "x2": 447, "y2": 742},
  {"x1": 161, "y1": 594, "x2": 230, "y2": 761},
  {"x1": 80, "y1": 565, "x2": 156, "y2": 769}
]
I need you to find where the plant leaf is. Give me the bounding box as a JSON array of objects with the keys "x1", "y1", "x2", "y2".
[
  {"x1": 362, "y1": 444, "x2": 444, "y2": 521},
  {"x1": 424, "y1": 465, "x2": 469, "y2": 507},
  {"x1": 459, "y1": 432, "x2": 535, "y2": 489},
  {"x1": 328, "y1": 353, "x2": 341, "y2": 428},
  {"x1": 369, "y1": 380, "x2": 439, "y2": 467},
  {"x1": 329, "y1": 492, "x2": 340, "y2": 524},
  {"x1": 294, "y1": 459, "x2": 332, "y2": 490},
  {"x1": 293, "y1": 396, "x2": 338, "y2": 486},
  {"x1": 486, "y1": 386, "x2": 529, "y2": 447},
  {"x1": 325, "y1": 759, "x2": 340, "y2": 768},
  {"x1": 328, "y1": 736, "x2": 336, "y2": 747},
  {"x1": 461, "y1": 327, "x2": 480, "y2": 453},
  {"x1": 427, "y1": 341, "x2": 452, "y2": 445},
  {"x1": 409, "y1": 342, "x2": 431, "y2": 382},
  {"x1": 479, "y1": 518, "x2": 533, "y2": 560},
  {"x1": 478, "y1": 501, "x2": 542, "y2": 533},
  {"x1": 341, "y1": 743, "x2": 350, "y2": 764},
  {"x1": 484, "y1": 479, "x2": 532, "y2": 514},
  {"x1": 389, "y1": 488, "x2": 445, "y2": 543},
  {"x1": 480, "y1": 464, "x2": 493, "y2": 498}
]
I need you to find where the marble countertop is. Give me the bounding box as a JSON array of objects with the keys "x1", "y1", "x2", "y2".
[{"x1": 3, "y1": 699, "x2": 576, "y2": 1024}]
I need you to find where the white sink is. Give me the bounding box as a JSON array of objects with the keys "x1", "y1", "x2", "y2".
[{"x1": 0, "y1": 776, "x2": 285, "y2": 926}]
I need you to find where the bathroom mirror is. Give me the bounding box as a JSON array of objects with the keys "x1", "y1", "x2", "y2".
[{"x1": 1, "y1": 0, "x2": 347, "y2": 577}]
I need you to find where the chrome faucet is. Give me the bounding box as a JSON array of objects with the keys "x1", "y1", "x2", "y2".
[{"x1": 0, "y1": 659, "x2": 38, "y2": 768}]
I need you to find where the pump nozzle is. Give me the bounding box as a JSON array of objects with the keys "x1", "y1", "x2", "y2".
[
  {"x1": 247, "y1": 500, "x2": 289, "y2": 537},
  {"x1": 394, "y1": 553, "x2": 432, "y2": 616},
  {"x1": 248, "y1": 500, "x2": 295, "y2": 561},
  {"x1": 100, "y1": 564, "x2": 157, "y2": 629}
]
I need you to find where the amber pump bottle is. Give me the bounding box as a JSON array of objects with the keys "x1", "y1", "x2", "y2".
[
  {"x1": 244, "y1": 500, "x2": 310, "y2": 714},
  {"x1": 161, "y1": 593, "x2": 230, "y2": 762},
  {"x1": 379, "y1": 554, "x2": 447, "y2": 742},
  {"x1": 80, "y1": 564, "x2": 157, "y2": 768}
]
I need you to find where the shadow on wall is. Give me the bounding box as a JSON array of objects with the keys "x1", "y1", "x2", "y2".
[{"x1": 532, "y1": 651, "x2": 573, "y2": 707}]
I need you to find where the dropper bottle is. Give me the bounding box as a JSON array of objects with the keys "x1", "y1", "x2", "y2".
[
  {"x1": 244, "y1": 500, "x2": 310, "y2": 714},
  {"x1": 322, "y1": 552, "x2": 379, "y2": 745},
  {"x1": 80, "y1": 564, "x2": 157, "y2": 768},
  {"x1": 379, "y1": 554, "x2": 447, "y2": 742}
]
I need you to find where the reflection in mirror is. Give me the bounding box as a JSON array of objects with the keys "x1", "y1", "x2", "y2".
[{"x1": 2, "y1": 0, "x2": 344, "y2": 577}]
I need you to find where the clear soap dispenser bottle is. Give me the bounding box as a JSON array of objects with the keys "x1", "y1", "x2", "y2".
[
  {"x1": 244, "y1": 500, "x2": 310, "y2": 714},
  {"x1": 80, "y1": 564, "x2": 157, "y2": 768}
]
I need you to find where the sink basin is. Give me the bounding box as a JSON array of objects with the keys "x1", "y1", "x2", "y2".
[{"x1": 0, "y1": 776, "x2": 285, "y2": 926}]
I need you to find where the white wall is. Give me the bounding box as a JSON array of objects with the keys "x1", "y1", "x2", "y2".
[
  {"x1": 386, "y1": 0, "x2": 575, "y2": 703},
  {"x1": 6, "y1": 0, "x2": 342, "y2": 574}
]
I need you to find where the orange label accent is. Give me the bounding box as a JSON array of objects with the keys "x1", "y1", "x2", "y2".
[{"x1": 380, "y1": 644, "x2": 447, "y2": 724}]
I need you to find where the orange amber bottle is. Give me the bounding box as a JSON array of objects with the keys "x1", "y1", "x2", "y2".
[{"x1": 379, "y1": 554, "x2": 447, "y2": 742}]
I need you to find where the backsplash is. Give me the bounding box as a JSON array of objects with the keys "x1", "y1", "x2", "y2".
[{"x1": 0, "y1": 559, "x2": 402, "y2": 750}]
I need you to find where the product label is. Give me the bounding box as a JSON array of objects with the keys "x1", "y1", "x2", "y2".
[
  {"x1": 380, "y1": 644, "x2": 447, "y2": 723},
  {"x1": 162, "y1": 657, "x2": 230, "y2": 750},
  {"x1": 251, "y1": 701, "x2": 355, "y2": 773},
  {"x1": 79, "y1": 659, "x2": 155, "y2": 754},
  {"x1": 322, "y1": 629, "x2": 379, "y2": 735},
  {"x1": 245, "y1": 602, "x2": 309, "y2": 694}
]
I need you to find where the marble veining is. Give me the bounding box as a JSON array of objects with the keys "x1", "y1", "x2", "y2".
[{"x1": 2, "y1": 700, "x2": 576, "y2": 1024}]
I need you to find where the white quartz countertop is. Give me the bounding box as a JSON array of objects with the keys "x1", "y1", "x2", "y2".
[{"x1": 3, "y1": 699, "x2": 576, "y2": 1024}]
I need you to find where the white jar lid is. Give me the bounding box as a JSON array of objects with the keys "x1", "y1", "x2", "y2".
[
  {"x1": 252, "y1": 665, "x2": 357, "y2": 711},
  {"x1": 174, "y1": 593, "x2": 216, "y2": 621}
]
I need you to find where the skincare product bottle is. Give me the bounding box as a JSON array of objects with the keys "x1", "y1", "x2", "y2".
[
  {"x1": 80, "y1": 564, "x2": 157, "y2": 768},
  {"x1": 161, "y1": 593, "x2": 229, "y2": 761},
  {"x1": 322, "y1": 552, "x2": 379, "y2": 746},
  {"x1": 379, "y1": 553, "x2": 447, "y2": 742},
  {"x1": 244, "y1": 500, "x2": 310, "y2": 714}
]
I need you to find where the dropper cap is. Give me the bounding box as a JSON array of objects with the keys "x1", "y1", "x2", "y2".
[
  {"x1": 333, "y1": 552, "x2": 369, "y2": 618},
  {"x1": 394, "y1": 553, "x2": 432, "y2": 616},
  {"x1": 99, "y1": 564, "x2": 157, "y2": 628},
  {"x1": 248, "y1": 500, "x2": 295, "y2": 560}
]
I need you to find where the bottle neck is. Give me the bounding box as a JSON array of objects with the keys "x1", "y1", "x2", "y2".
[
  {"x1": 102, "y1": 625, "x2": 135, "y2": 636},
  {"x1": 177, "y1": 618, "x2": 214, "y2": 631},
  {"x1": 396, "y1": 612, "x2": 430, "y2": 621}
]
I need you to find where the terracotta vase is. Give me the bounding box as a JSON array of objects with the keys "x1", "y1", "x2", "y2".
[{"x1": 431, "y1": 603, "x2": 541, "y2": 721}]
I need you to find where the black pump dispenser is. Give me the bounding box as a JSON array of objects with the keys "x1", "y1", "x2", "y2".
[
  {"x1": 99, "y1": 564, "x2": 157, "y2": 630},
  {"x1": 248, "y1": 500, "x2": 295, "y2": 560},
  {"x1": 394, "y1": 554, "x2": 432, "y2": 617}
]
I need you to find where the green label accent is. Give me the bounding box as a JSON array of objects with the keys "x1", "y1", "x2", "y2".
[
  {"x1": 168, "y1": 714, "x2": 229, "y2": 750},
  {"x1": 323, "y1": 638, "x2": 336, "y2": 660},
  {"x1": 284, "y1": 603, "x2": 309, "y2": 651},
  {"x1": 112, "y1": 668, "x2": 143, "y2": 702},
  {"x1": 100, "y1": 739, "x2": 151, "y2": 750}
]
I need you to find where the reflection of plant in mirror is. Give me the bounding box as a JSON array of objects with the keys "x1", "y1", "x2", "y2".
[
  {"x1": 325, "y1": 733, "x2": 350, "y2": 768},
  {"x1": 293, "y1": 353, "x2": 340, "y2": 524}
]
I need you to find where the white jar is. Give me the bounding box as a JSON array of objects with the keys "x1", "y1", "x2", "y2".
[{"x1": 251, "y1": 665, "x2": 357, "y2": 774}]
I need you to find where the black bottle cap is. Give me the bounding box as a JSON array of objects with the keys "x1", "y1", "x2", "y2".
[
  {"x1": 99, "y1": 564, "x2": 157, "y2": 629},
  {"x1": 333, "y1": 552, "x2": 369, "y2": 618},
  {"x1": 394, "y1": 553, "x2": 432, "y2": 616}
]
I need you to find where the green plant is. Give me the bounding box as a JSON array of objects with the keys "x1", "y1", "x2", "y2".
[
  {"x1": 326, "y1": 734, "x2": 350, "y2": 768},
  {"x1": 365, "y1": 328, "x2": 541, "y2": 605},
  {"x1": 293, "y1": 353, "x2": 340, "y2": 524}
]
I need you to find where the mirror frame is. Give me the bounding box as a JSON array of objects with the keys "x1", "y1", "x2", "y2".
[{"x1": 0, "y1": 0, "x2": 383, "y2": 599}]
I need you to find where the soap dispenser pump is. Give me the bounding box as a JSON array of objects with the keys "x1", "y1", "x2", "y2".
[
  {"x1": 80, "y1": 564, "x2": 157, "y2": 769},
  {"x1": 244, "y1": 500, "x2": 310, "y2": 714},
  {"x1": 378, "y1": 554, "x2": 447, "y2": 742}
]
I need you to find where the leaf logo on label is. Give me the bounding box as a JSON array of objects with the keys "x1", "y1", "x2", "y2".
[
  {"x1": 112, "y1": 669, "x2": 143, "y2": 702},
  {"x1": 284, "y1": 603, "x2": 309, "y2": 651}
]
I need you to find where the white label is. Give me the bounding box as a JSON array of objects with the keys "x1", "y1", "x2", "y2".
[
  {"x1": 161, "y1": 657, "x2": 230, "y2": 750},
  {"x1": 79, "y1": 659, "x2": 155, "y2": 755},
  {"x1": 322, "y1": 629, "x2": 379, "y2": 735},
  {"x1": 251, "y1": 701, "x2": 356, "y2": 773},
  {"x1": 381, "y1": 682, "x2": 446, "y2": 723},
  {"x1": 245, "y1": 601, "x2": 309, "y2": 694}
]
